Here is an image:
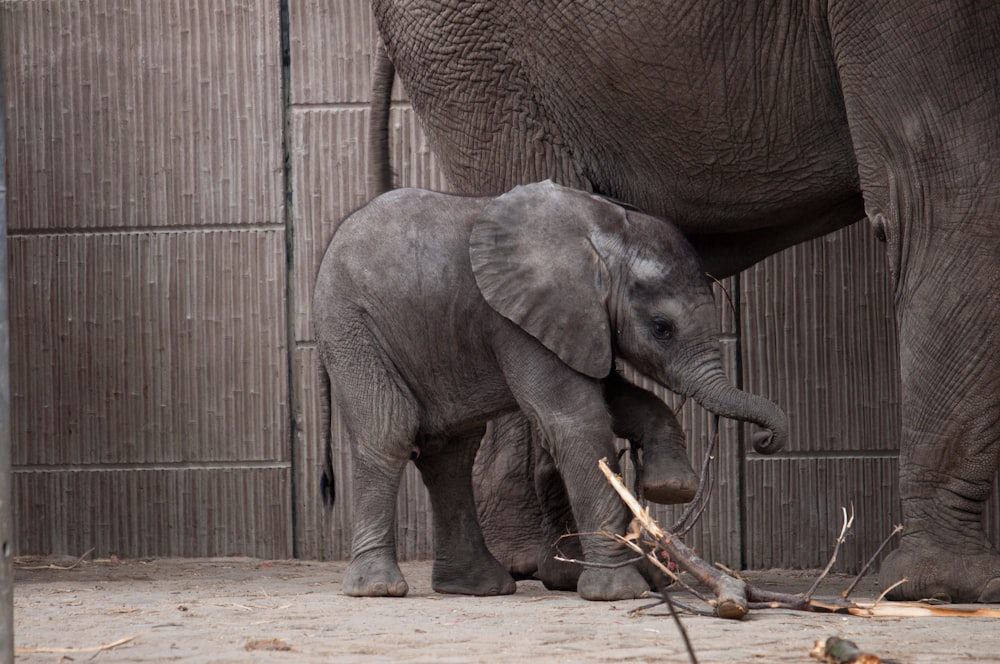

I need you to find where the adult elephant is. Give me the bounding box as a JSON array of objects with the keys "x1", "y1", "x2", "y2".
[{"x1": 367, "y1": 1, "x2": 1000, "y2": 603}]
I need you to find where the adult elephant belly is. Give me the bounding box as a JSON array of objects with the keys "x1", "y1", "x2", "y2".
[
  {"x1": 372, "y1": 0, "x2": 1000, "y2": 603},
  {"x1": 376, "y1": 0, "x2": 865, "y2": 278}
]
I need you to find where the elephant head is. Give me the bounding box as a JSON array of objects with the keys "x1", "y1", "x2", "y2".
[{"x1": 469, "y1": 180, "x2": 787, "y2": 454}]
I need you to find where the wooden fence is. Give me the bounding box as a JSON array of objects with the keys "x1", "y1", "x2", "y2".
[{"x1": 2, "y1": 0, "x2": 995, "y2": 571}]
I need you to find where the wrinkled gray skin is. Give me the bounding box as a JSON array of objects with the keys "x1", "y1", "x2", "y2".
[
  {"x1": 314, "y1": 181, "x2": 787, "y2": 600},
  {"x1": 368, "y1": 1, "x2": 1000, "y2": 603}
]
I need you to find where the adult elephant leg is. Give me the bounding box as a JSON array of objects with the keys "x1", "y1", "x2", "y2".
[
  {"x1": 879, "y1": 263, "x2": 1000, "y2": 603},
  {"x1": 829, "y1": 1, "x2": 1000, "y2": 602},
  {"x1": 473, "y1": 413, "x2": 546, "y2": 580},
  {"x1": 415, "y1": 428, "x2": 517, "y2": 596}
]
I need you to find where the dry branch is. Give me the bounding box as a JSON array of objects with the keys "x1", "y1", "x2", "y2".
[
  {"x1": 14, "y1": 548, "x2": 94, "y2": 571},
  {"x1": 597, "y1": 457, "x2": 1000, "y2": 621},
  {"x1": 599, "y1": 457, "x2": 749, "y2": 619}
]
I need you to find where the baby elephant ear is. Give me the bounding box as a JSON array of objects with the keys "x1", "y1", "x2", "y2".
[{"x1": 469, "y1": 181, "x2": 614, "y2": 379}]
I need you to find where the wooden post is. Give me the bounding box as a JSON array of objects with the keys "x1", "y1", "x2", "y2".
[{"x1": 0, "y1": 47, "x2": 13, "y2": 663}]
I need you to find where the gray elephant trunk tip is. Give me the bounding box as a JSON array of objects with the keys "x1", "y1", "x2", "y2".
[{"x1": 684, "y1": 372, "x2": 789, "y2": 455}]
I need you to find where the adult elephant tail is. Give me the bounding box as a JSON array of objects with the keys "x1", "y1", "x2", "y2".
[{"x1": 368, "y1": 40, "x2": 395, "y2": 195}]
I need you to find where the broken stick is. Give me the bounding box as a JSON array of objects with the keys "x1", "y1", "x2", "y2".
[{"x1": 599, "y1": 457, "x2": 749, "y2": 619}]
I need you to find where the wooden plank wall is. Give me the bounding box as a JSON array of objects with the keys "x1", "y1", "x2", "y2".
[
  {"x1": 2, "y1": 0, "x2": 291, "y2": 558},
  {"x1": 742, "y1": 224, "x2": 904, "y2": 569},
  {"x1": 5, "y1": 0, "x2": 994, "y2": 571}
]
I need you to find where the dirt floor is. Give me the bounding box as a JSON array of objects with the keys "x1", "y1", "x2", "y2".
[{"x1": 11, "y1": 556, "x2": 1000, "y2": 663}]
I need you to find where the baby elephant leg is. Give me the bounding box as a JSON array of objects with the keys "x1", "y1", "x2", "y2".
[
  {"x1": 603, "y1": 372, "x2": 699, "y2": 504},
  {"x1": 414, "y1": 429, "x2": 517, "y2": 596},
  {"x1": 327, "y1": 335, "x2": 418, "y2": 598},
  {"x1": 344, "y1": 444, "x2": 412, "y2": 597}
]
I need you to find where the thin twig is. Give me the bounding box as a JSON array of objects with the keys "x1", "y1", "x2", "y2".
[
  {"x1": 636, "y1": 538, "x2": 699, "y2": 664},
  {"x1": 873, "y1": 578, "x2": 908, "y2": 606},
  {"x1": 551, "y1": 553, "x2": 645, "y2": 570},
  {"x1": 672, "y1": 395, "x2": 689, "y2": 417},
  {"x1": 803, "y1": 505, "x2": 855, "y2": 601},
  {"x1": 16, "y1": 634, "x2": 139, "y2": 654},
  {"x1": 15, "y1": 548, "x2": 95, "y2": 571},
  {"x1": 641, "y1": 594, "x2": 717, "y2": 617},
  {"x1": 552, "y1": 531, "x2": 646, "y2": 570},
  {"x1": 706, "y1": 273, "x2": 737, "y2": 320},
  {"x1": 671, "y1": 417, "x2": 720, "y2": 535},
  {"x1": 842, "y1": 524, "x2": 903, "y2": 599}
]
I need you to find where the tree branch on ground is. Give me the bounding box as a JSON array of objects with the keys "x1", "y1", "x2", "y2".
[{"x1": 597, "y1": 457, "x2": 1000, "y2": 620}]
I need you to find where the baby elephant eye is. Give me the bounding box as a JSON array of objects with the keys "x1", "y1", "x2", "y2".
[{"x1": 651, "y1": 318, "x2": 674, "y2": 340}]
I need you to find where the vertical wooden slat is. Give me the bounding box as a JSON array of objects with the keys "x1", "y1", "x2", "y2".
[
  {"x1": 0, "y1": 39, "x2": 12, "y2": 658},
  {"x1": 740, "y1": 222, "x2": 903, "y2": 571},
  {"x1": 2, "y1": 0, "x2": 289, "y2": 559},
  {"x1": 289, "y1": 0, "x2": 379, "y2": 104},
  {"x1": 2, "y1": 0, "x2": 282, "y2": 231},
  {"x1": 9, "y1": 231, "x2": 287, "y2": 466}
]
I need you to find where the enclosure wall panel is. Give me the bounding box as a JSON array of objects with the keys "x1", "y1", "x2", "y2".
[
  {"x1": 740, "y1": 223, "x2": 904, "y2": 571},
  {"x1": 9, "y1": 230, "x2": 287, "y2": 466},
  {"x1": 740, "y1": 223, "x2": 901, "y2": 454},
  {"x1": 2, "y1": 0, "x2": 288, "y2": 558},
  {"x1": 13, "y1": 466, "x2": 291, "y2": 558},
  {"x1": 743, "y1": 456, "x2": 901, "y2": 570},
  {"x1": 1, "y1": 0, "x2": 282, "y2": 231},
  {"x1": 289, "y1": 0, "x2": 379, "y2": 104}
]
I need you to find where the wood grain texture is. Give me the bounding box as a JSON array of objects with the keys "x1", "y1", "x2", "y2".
[
  {"x1": 13, "y1": 466, "x2": 291, "y2": 558},
  {"x1": 9, "y1": 230, "x2": 287, "y2": 466},
  {"x1": 0, "y1": 0, "x2": 282, "y2": 231},
  {"x1": 740, "y1": 223, "x2": 901, "y2": 455},
  {"x1": 743, "y1": 455, "x2": 901, "y2": 572},
  {"x1": 2, "y1": 0, "x2": 290, "y2": 559},
  {"x1": 289, "y1": 0, "x2": 379, "y2": 104},
  {"x1": 739, "y1": 223, "x2": 905, "y2": 570}
]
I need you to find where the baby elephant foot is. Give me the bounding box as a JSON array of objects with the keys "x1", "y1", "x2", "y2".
[
  {"x1": 577, "y1": 564, "x2": 648, "y2": 601},
  {"x1": 536, "y1": 538, "x2": 583, "y2": 591},
  {"x1": 431, "y1": 556, "x2": 517, "y2": 596},
  {"x1": 343, "y1": 550, "x2": 409, "y2": 597},
  {"x1": 641, "y1": 444, "x2": 699, "y2": 505}
]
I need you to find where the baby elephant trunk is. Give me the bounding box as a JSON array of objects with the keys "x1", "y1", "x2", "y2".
[{"x1": 683, "y1": 368, "x2": 788, "y2": 454}]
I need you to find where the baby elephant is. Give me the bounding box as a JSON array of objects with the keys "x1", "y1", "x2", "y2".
[{"x1": 314, "y1": 180, "x2": 787, "y2": 601}]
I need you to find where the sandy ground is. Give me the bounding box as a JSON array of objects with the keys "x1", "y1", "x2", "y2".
[{"x1": 11, "y1": 556, "x2": 1000, "y2": 663}]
